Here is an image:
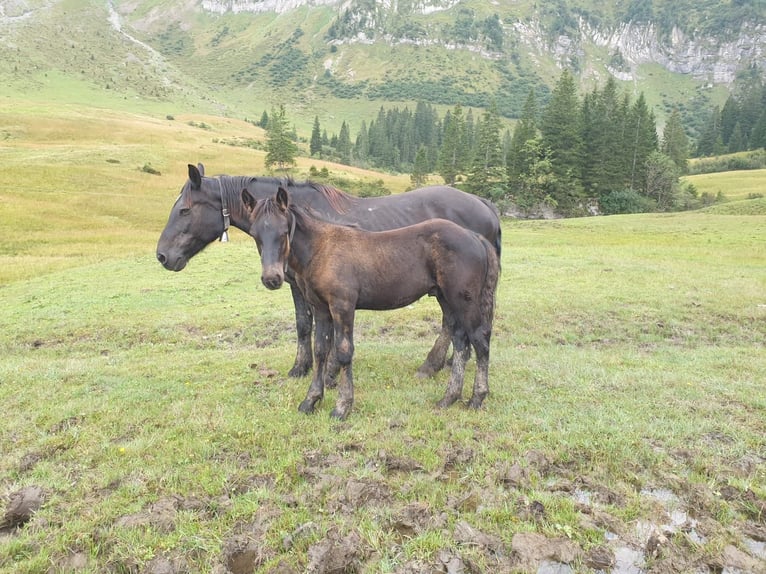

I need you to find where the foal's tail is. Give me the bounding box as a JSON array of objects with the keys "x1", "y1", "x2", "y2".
[
  {"x1": 479, "y1": 234, "x2": 501, "y2": 332},
  {"x1": 477, "y1": 196, "x2": 502, "y2": 272}
]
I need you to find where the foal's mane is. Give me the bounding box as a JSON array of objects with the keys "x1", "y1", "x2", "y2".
[
  {"x1": 253, "y1": 176, "x2": 356, "y2": 214},
  {"x1": 254, "y1": 197, "x2": 360, "y2": 231}
]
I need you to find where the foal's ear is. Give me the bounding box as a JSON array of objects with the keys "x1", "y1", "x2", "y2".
[
  {"x1": 276, "y1": 186, "x2": 289, "y2": 212},
  {"x1": 242, "y1": 189, "x2": 257, "y2": 211},
  {"x1": 188, "y1": 164, "x2": 203, "y2": 189}
]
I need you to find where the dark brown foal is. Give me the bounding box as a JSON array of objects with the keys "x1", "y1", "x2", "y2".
[{"x1": 243, "y1": 186, "x2": 499, "y2": 420}]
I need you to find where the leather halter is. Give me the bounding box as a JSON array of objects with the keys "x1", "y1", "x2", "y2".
[{"x1": 218, "y1": 178, "x2": 230, "y2": 242}]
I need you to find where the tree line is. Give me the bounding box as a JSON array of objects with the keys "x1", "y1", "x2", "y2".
[{"x1": 262, "y1": 69, "x2": 765, "y2": 215}]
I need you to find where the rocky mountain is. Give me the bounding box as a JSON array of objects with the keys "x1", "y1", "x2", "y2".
[{"x1": 2, "y1": 0, "x2": 764, "y2": 132}]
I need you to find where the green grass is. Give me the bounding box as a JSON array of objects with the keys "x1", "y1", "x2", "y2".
[
  {"x1": 1, "y1": 102, "x2": 765, "y2": 573},
  {"x1": 685, "y1": 168, "x2": 766, "y2": 202}
]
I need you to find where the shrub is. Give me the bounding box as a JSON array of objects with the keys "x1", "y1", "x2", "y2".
[{"x1": 600, "y1": 189, "x2": 655, "y2": 215}]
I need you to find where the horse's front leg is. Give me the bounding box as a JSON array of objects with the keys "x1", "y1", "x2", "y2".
[
  {"x1": 298, "y1": 309, "x2": 331, "y2": 414},
  {"x1": 288, "y1": 281, "x2": 313, "y2": 378},
  {"x1": 329, "y1": 310, "x2": 355, "y2": 420},
  {"x1": 416, "y1": 313, "x2": 451, "y2": 378}
]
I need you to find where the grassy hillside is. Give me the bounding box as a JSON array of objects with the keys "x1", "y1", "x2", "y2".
[
  {"x1": 0, "y1": 99, "x2": 413, "y2": 285},
  {"x1": 1, "y1": 102, "x2": 765, "y2": 573},
  {"x1": 1, "y1": 0, "x2": 738, "y2": 140}
]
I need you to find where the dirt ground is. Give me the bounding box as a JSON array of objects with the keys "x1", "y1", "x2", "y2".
[{"x1": 3, "y1": 444, "x2": 765, "y2": 573}]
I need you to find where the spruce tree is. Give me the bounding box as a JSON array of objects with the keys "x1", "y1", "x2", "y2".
[
  {"x1": 466, "y1": 103, "x2": 505, "y2": 199},
  {"x1": 264, "y1": 104, "x2": 298, "y2": 170},
  {"x1": 438, "y1": 105, "x2": 465, "y2": 184},
  {"x1": 540, "y1": 68, "x2": 584, "y2": 207},
  {"x1": 626, "y1": 93, "x2": 658, "y2": 192},
  {"x1": 337, "y1": 121, "x2": 352, "y2": 164},
  {"x1": 310, "y1": 116, "x2": 322, "y2": 157},
  {"x1": 661, "y1": 109, "x2": 689, "y2": 173},
  {"x1": 411, "y1": 145, "x2": 429, "y2": 187},
  {"x1": 580, "y1": 77, "x2": 625, "y2": 199},
  {"x1": 508, "y1": 88, "x2": 538, "y2": 184}
]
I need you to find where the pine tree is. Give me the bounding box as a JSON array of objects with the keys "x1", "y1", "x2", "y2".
[
  {"x1": 466, "y1": 103, "x2": 505, "y2": 199},
  {"x1": 411, "y1": 146, "x2": 429, "y2": 187},
  {"x1": 719, "y1": 96, "x2": 740, "y2": 146},
  {"x1": 727, "y1": 122, "x2": 747, "y2": 153},
  {"x1": 310, "y1": 116, "x2": 322, "y2": 157},
  {"x1": 540, "y1": 69, "x2": 584, "y2": 206},
  {"x1": 337, "y1": 121, "x2": 352, "y2": 164},
  {"x1": 661, "y1": 109, "x2": 689, "y2": 173},
  {"x1": 696, "y1": 106, "x2": 724, "y2": 157},
  {"x1": 580, "y1": 77, "x2": 625, "y2": 199},
  {"x1": 264, "y1": 104, "x2": 298, "y2": 170},
  {"x1": 626, "y1": 92, "x2": 658, "y2": 192},
  {"x1": 749, "y1": 110, "x2": 766, "y2": 149},
  {"x1": 438, "y1": 105, "x2": 465, "y2": 184},
  {"x1": 507, "y1": 88, "x2": 538, "y2": 184},
  {"x1": 354, "y1": 120, "x2": 369, "y2": 164}
]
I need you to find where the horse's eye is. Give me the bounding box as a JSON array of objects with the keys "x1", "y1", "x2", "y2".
[{"x1": 179, "y1": 207, "x2": 191, "y2": 216}]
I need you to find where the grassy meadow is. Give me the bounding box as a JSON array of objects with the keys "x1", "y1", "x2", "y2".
[{"x1": 1, "y1": 102, "x2": 765, "y2": 573}]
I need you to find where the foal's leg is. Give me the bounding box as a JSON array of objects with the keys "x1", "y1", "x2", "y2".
[
  {"x1": 434, "y1": 302, "x2": 469, "y2": 408},
  {"x1": 329, "y1": 309, "x2": 355, "y2": 421},
  {"x1": 467, "y1": 326, "x2": 491, "y2": 409},
  {"x1": 288, "y1": 282, "x2": 313, "y2": 378},
  {"x1": 437, "y1": 326, "x2": 470, "y2": 408},
  {"x1": 298, "y1": 309, "x2": 331, "y2": 414},
  {"x1": 416, "y1": 313, "x2": 451, "y2": 379}
]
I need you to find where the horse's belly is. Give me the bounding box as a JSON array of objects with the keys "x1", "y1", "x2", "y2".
[{"x1": 355, "y1": 273, "x2": 433, "y2": 311}]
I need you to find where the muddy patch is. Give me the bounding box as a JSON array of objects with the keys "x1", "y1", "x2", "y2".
[
  {"x1": 306, "y1": 529, "x2": 366, "y2": 573},
  {"x1": 0, "y1": 485, "x2": 45, "y2": 533}
]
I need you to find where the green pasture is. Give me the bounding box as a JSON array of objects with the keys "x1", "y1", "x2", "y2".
[
  {"x1": 684, "y1": 168, "x2": 766, "y2": 202},
  {"x1": 1, "y1": 103, "x2": 765, "y2": 573}
]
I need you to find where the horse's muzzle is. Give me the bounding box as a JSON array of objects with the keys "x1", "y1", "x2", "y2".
[
  {"x1": 156, "y1": 251, "x2": 187, "y2": 272},
  {"x1": 261, "y1": 272, "x2": 284, "y2": 290}
]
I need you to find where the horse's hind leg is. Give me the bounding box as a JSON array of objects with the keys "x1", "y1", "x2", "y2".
[
  {"x1": 416, "y1": 313, "x2": 451, "y2": 379},
  {"x1": 436, "y1": 327, "x2": 470, "y2": 409},
  {"x1": 289, "y1": 283, "x2": 314, "y2": 378},
  {"x1": 467, "y1": 327, "x2": 491, "y2": 409}
]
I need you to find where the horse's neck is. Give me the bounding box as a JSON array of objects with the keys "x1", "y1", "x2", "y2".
[
  {"x1": 288, "y1": 214, "x2": 329, "y2": 274},
  {"x1": 219, "y1": 178, "x2": 252, "y2": 233}
]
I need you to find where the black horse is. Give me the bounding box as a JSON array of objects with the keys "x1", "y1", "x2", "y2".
[
  {"x1": 244, "y1": 186, "x2": 499, "y2": 420},
  {"x1": 156, "y1": 163, "x2": 501, "y2": 379}
]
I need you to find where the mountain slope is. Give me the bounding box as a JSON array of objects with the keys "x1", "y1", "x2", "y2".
[{"x1": 2, "y1": 0, "x2": 764, "y2": 135}]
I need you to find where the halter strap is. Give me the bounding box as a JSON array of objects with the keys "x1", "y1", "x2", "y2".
[
  {"x1": 218, "y1": 178, "x2": 230, "y2": 242},
  {"x1": 288, "y1": 209, "x2": 296, "y2": 246},
  {"x1": 283, "y1": 210, "x2": 297, "y2": 274}
]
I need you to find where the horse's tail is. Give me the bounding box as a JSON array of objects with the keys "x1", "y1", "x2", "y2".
[
  {"x1": 479, "y1": 233, "x2": 500, "y2": 333},
  {"x1": 477, "y1": 196, "x2": 502, "y2": 272}
]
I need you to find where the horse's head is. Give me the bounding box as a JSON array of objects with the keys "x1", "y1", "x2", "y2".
[
  {"x1": 156, "y1": 163, "x2": 227, "y2": 271},
  {"x1": 242, "y1": 186, "x2": 294, "y2": 291}
]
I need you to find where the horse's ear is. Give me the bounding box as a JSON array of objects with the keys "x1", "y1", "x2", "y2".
[
  {"x1": 197, "y1": 163, "x2": 205, "y2": 177},
  {"x1": 188, "y1": 164, "x2": 203, "y2": 189},
  {"x1": 276, "y1": 186, "x2": 289, "y2": 212},
  {"x1": 242, "y1": 189, "x2": 257, "y2": 211}
]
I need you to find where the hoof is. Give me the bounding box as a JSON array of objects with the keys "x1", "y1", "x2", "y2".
[
  {"x1": 467, "y1": 396, "x2": 486, "y2": 409},
  {"x1": 436, "y1": 395, "x2": 460, "y2": 409},
  {"x1": 416, "y1": 364, "x2": 439, "y2": 379},
  {"x1": 298, "y1": 398, "x2": 320, "y2": 414},
  {"x1": 288, "y1": 365, "x2": 312, "y2": 378},
  {"x1": 329, "y1": 407, "x2": 349, "y2": 421}
]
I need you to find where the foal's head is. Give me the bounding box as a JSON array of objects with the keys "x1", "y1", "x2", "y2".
[{"x1": 242, "y1": 186, "x2": 294, "y2": 290}]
